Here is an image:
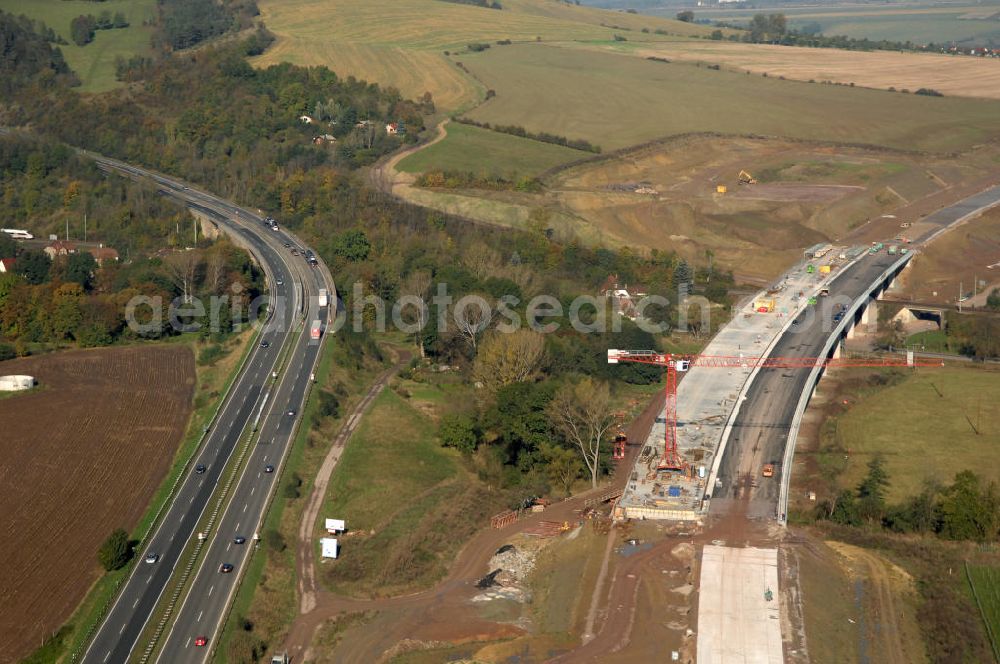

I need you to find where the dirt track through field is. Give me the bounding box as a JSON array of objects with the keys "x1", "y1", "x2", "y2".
[
  {"x1": 297, "y1": 352, "x2": 411, "y2": 615},
  {"x1": 0, "y1": 346, "x2": 194, "y2": 664},
  {"x1": 282, "y1": 389, "x2": 666, "y2": 662}
]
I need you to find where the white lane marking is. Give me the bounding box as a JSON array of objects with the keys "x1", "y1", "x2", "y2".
[
  {"x1": 250, "y1": 486, "x2": 255, "y2": 496},
  {"x1": 235, "y1": 523, "x2": 240, "y2": 531},
  {"x1": 243, "y1": 503, "x2": 248, "y2": 513},
  {"x1": 133, "y1": 597, "x2": 139, "y2": 608},
  {"x1": 227, "y1": 542, "x2": 232, "y2": 552},
  {"x1": 147, "y1": 574, "x2": 153, "y2": 584},
  {"x1": 119, "y1": 623, "x2": 126, "y2": 634},
  {"x1": 208, "y1": 585, "x2": 214, "y2": 597},
  {"x1": 185, "y1": 638, "x2": 191, "y2": 648},
  {"x1": 104, "y1": 651, "x2": 111, "y2": 663},
  {"x1": 197, "y1": 610, "x2": 203, "y2": 622}
]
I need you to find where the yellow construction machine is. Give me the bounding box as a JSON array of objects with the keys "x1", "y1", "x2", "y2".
[{"x1": 738, "y1": 169, "x2": 757, "y2": 185}]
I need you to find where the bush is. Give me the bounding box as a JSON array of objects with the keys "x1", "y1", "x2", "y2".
[
  {"x1": 98, "y1": 528, "x2": 131, "y2": 571},
  {"x1": 264, "y1": 528, "x2": 286, "y2": 552},
  {"x1": 0, "y1": 343, "x2": 15, "y2": 361},
  {"x1": 197, "y1": 343, "x2": 227, "y2": 366},
  {"x1": 915, "y1": 88, "x2": 944, "y2": 97},
  {"x1": 439, "y1": 414, "x2": 478, "y2": 453}
]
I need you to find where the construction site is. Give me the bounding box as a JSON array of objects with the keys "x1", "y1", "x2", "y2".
[{"x1": 609, "y1": 242, "x2": 898, "y2": 522}]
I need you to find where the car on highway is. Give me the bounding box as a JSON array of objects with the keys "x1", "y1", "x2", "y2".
[
  {"x1": 144, "y1": 553, "x2": 159, "y2": 564},
  {"x1": 264, "y1": 464, "x2": 275, "y2": 474},
  {"x1": 275, "y1": 279, "x2": 283, "y2": 286},
  {"x1": 286, "y1": 409, "x2": 296, "y2": 417},
  {"x1": 234, "y1": 536, "x2": 246, "y2": 545},
  {"x1": 283, "y1": 241, "x2": 291, "y2": 248},
  {"x1": 195, "y1": 464, "x2": 207, "y2": 474},
  {"x1": 219, "y1": 563, "x2": 234, "y2": 573},
  {"x1": 260, "y1": 340, "x2": 270, "y2": 349},
  {"x1": 194, "y1": 636, "x2": 207, "y2": 647}
]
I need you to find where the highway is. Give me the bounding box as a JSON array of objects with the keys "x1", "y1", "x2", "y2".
[
  {"x1": 79, "y1": 157, "x2": 332, "y2": 664},
  {"x1": 712, "y1": 183, "x2": 1000, "y2": 520}
]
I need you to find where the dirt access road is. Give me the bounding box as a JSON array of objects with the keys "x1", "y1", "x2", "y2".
[
  {"x1": 297, "y1": 351, "x2": 412, "y2": 615},
  {"x1": 281, "y1": 389, "x2": 665, "y2": 663},
  {"x1": 370, "y1": 120, "x2": 449, "y2": 197},
  {"x1": 0, "y1": 346, "x2": 194, "y2": 664}
]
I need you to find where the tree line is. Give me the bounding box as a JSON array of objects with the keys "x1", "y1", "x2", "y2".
[
  {"x1": 454, "y1": 117, "x2": 602, "y2": 153},
  {"x1": 818, "y1": 457, "x2": 1000, "y2": 542},
  {"x1": 69, "y1": 10, "x2": 129, "y2": 47}
]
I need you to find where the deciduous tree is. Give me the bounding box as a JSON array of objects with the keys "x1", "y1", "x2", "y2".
[{"x1": 548, "y1": 377, "x2": 614, "y2": 488}]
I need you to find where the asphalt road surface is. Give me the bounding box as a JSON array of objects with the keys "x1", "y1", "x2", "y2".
[
  {"x1": 712, "y1": 250, "x2": 901, "y2": 519},
  {"x1": 713, "y1": 183, "x2": 1000, "y2": 520},
  {"x1": 79, "y1": 158, "x2": 331, "y2": 664}
]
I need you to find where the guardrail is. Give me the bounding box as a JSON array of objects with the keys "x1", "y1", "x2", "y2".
[
  {"x1": 703, "y1": 248, "x2": 873, "y2": 509},
  {"x1": 207, "y1": 329, "x2": 327, "y2": 663},
  {"x1": 137, "y1": 316, "x2": 301, "y2": 663},
  {"x1": 776, "y1": 252, "x2": 914, "y2": 523},
  {"x1": 70, "y1": 213, "x2": 271, "y2": 664}
]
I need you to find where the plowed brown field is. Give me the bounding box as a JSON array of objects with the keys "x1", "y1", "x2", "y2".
[{"x1": 0, "y1": 345, "x2": 195, "y2": 663}]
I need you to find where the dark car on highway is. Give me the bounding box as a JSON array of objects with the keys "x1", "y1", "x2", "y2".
[
  {"x1": 219, "y1": 563, "x2": 234, "y2": 573},
  {"x1": 264, "y1": 464, "x2": 275, "y2": 474},
  {"x1": 195, "y1": 464, "x2": 206, "y2": 474},
  {"x1": 234, "y1": 536, "x2": 246, "y2": 545}
]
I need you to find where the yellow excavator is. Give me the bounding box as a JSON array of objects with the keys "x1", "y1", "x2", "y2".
[{"x1": 738, "y1": 169, "x2": 757, "y2": 185}]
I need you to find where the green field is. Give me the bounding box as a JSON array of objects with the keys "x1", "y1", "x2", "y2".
[
  {"x1": 462, "y1": 43, "x2": 1000, "y2": 152},
  {"x1": 255, "y1": 0, "x2": 719, "y2": 110},
  {"x1": 397, "y1": 122, "x2": 587, "y2": 177},
  {"x1": 967, "y1": 565, "x2": 1000, "y2": 660},
  {"x1": 685, "y1": 5, "x2": 1000, "y2": 47},
  {"x1": 835, "y1": 366, "x2": 1000, "y2": 501},
  {"x1": 316, "y1": 389, "x2": 503, "y2": 597},
  {"x1": 0, "y1": 0, "x2": 155, "y2": 92}
]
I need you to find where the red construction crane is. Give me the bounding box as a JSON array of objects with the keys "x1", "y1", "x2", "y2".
[{"x1": 607, "y1": 349, "x2": 943, "y2": 472}]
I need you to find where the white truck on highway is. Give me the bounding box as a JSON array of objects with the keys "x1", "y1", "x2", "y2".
[{"x1": 318, "y1": 288, "x2": 329, "y2": 308}]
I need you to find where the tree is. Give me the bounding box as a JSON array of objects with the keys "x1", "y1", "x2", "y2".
[
  {"x1": 439, "y1": 414, "x2": 477, "y2": 453},
  {"x1": 15, "y1": 249, "x2": 50, "y2": 285},
  {"x1": 0, "y1": 233, "x2": 17, "y2": 259},
  {"x1": 472, "y1": 329, "x2": 546, "y2": 394},
  {"x1": 70, "y1": 15, "x2": 95, "y2": 46},
  {"x1": 541, "y1": 442, "x2": 582, "y2": 496},
  {"x1": 486, "y1": 381, "x2": 554, "y2": 467},
  {"x1": 856, "y1": 455, "x2": 889, "y2": 524},
  {"x1": 672, "y1": 259, "x2": 692, "y2": 293},
  {"x1": 454, "y1": 293, "x2": 493, "y2": 353},
  {"x1": 332, "y1": 230, "x2": 371, "y2": 262},
  {"x1": 676, "y1": 10, "x2": 694, "y2": 22},
  {"x1": 401, "y1": 270, "x2": 432, "y2": 357},
  {"x1": 938, "y1": 471, "x2": 999, "y2": 541},
  {"x1": 65, "y1": 251, "x2": 97, "y2": 289},
  {"x1": 826, "y1": 489, "x2": 861, "y2": 526},
  {"x1": 164, "y1": 251, "x2": 201, "y2": 303},
  {"x1": 51, "y1": 282, "x2": 84, "y2": 340},
  {"x1": 987, "y1": 288, "x2": 1000, "y2": 311},
  {"x1": 98, "y1": 528, "x2": 131, "y2": 571},
  {"x1": 547, "y1": 378, "x2": 615, "y2": 488}
]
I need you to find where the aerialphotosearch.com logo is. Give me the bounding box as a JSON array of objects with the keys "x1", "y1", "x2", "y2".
[
  {"x1": 123, "y1": 281, "x2": 864, "y2": 338},
  {"x1": 123, "y1": 281, "x2": 716, "y2": 337}
]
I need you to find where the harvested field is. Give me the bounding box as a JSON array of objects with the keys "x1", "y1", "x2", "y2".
[
  {"x1": 633, "y1": 41, "x2": 1000, "y2": 101},
  {"x1": 254, "y1": 0, "x2": 715, "y2": 111},
  {"x1": 0, "y1": 345, "x2": 195, "y2": 664},
  {"x1": 463, "y1": 44, "x2": 1000, "y2": 152}
]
